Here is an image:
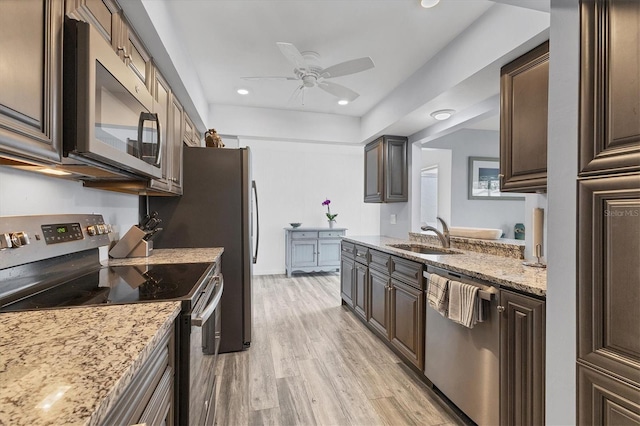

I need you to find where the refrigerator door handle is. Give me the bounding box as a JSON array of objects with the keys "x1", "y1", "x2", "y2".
[{"x1": 252, "y1": 180, "x2": 259, "y2": 264}]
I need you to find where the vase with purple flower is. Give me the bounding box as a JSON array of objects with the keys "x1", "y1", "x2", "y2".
[{"x1": 322, "y1": 199, "x2": 338, "y2": 228}]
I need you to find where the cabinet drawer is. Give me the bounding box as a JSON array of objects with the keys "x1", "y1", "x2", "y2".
[
  {"x1": 341, "y1": 241, "x2": 355, "y2": 259},
  {"x1": 319, "y1": 230, "x2": 344, "y2": 238},
  {"x1": 390, "y1": 256, "x2": 423, "y2": 289},
  {"x1": 369, "y1": 250, "x2": 391, "y2": 273},
  {"x1": 291, "y1": 231, "x2": 318, "y2": 239},
  {"x1": 354, "y1": 245, "x2": 370, "y2": 264}
]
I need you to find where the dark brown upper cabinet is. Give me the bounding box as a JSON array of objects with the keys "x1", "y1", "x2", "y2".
[
  {"x1": 0, "y1": 0, "x2": 63, "y2": 164},
  {"x1": 364, "y1": 135, "x2": 408, "y2": 203},
  {"x1": 500, "y1": 41, "x2": 549, "y2": 193},
  {"x1": 67, "y1": 0, "x2": 151, "y2": 89},
  {"x1": 579, "y1": 0, "x2": 640, "y2": 177}
]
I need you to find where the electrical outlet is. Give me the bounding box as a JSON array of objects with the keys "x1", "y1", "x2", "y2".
[{"x1": 390, "y1": 214, "x2": 397, "y2": 224}]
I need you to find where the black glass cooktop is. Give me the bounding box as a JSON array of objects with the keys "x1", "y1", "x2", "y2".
[{"x1": 1, "y1": 262, "x2": 212, "y2": 312}]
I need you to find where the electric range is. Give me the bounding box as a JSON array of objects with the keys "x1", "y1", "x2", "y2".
[{"x1": 0, "y1": 214, "x2": 222, "y2": 425}]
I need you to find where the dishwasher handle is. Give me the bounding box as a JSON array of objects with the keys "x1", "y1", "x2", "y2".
[{"x1": 424, "y1": 270, "x2": 497, "y2": 301}]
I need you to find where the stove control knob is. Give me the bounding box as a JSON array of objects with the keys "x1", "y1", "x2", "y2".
[
  {"x1": 9, "y1": 232, "x2": 29, "y2": 248},
  {"x1": 87, "y1": 225, "x2": 98, "y2": 236}
]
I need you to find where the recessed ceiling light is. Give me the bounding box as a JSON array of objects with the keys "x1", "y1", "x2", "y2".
[
  {"x1": 237, "y1": 88, "x2": 249, "y2": 95},
  {"x1": 420, "y1": 0, "x2": 440, "y2": 8},
  {"x1": 338, "y1": 100, "x2": 349, "y2": 106},
  {"x1": 431, "y1": 109, "x2": 455, "y2": 120}
]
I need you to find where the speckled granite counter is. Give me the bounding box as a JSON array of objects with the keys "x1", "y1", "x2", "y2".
[
  {"x1": 343, "y1": 236, "x2": 546, "y2": 297},
  {"x1": 0, "y1": 302, "x2": 180, "y2": 426},
  {"x1": 105, "y1": 247, "x2": 223, "y2": 267}
]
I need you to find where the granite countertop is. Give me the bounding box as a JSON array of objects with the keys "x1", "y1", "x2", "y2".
[
  {"x1": 0, "y1": 302, "x2": 181, "y2": 426},
  {"x1": 344, "y1": 235, "x2": 547, "y2": 297},
  {"x1": 105, "y1": 247, "x2": 223, "y2": 267}
]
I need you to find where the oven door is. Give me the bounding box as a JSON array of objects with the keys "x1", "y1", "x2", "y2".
[
  {"x1": 64, "y1": 18, "x2": 162, "y2": 179},
  {"x1": 188, "y1": 274, "x2": 223, "y2": 426}
]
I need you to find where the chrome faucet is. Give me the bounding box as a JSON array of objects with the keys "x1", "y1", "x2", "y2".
[{"x1": 420, "y1": 217, "x2": 451, "y2": 248}]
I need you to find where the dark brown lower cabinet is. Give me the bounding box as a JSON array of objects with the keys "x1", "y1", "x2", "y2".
[
  {"x1": 354, "y1": 262, "x2": 367, "y2": 320},
  {"x1": 578, "y1": 364, "x2": 640, "y2": 425},
  {"x1": 102, "y1": 321, "x2": 175, "y2": 425},
  {"x1": 389, "y1": 278, "x2": 424, "y2": 369},
  {"x1": 368, "y1": 267, "x2": 390, "y2": 337},
  {"x1": 340, "y1": 255, "x2": 354, "y2": 306},
  {"x1": 500, "y1": 289, "x2": 545, "y2": 426}
]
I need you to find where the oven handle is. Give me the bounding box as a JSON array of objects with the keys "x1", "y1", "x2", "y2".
[{"x1": 191, "y1": 275, "x2": 223, "y2": 327}]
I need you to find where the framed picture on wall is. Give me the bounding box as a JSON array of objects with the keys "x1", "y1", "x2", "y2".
[{"x1": 468, "y1": 157, "x2": 525, "y2": 200}]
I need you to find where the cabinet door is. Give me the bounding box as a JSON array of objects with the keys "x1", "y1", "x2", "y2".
[
  {"x1": 340, "y1": 255, "x2": 354, "y2": 306},
  {"x1": 364, "y1": 138, "x2": 384, "y2": 203},
  {"x1": 122, "y1": 19, "x2": 151, "y2": 88},
  {"x1": 354, "y1": 262, "x2": 368, "y2": 320},
  {"x1": 291, "y1": 240, "x2": 317, "y2": 268},
  {"x1": 66, "y1": 0, "x2": 118, "y2": 47},
  {"x1": 389, "y1": 279, "x2": 424, "y2": 369},
  {"x1": 0, "y1": 0, "x2": 63, "y2": 163},
  {"x1": 578, "y1": 364, "x2": 640, "y2": 426},
  {"x1": 500, "y1": 289, "x2": 545, "y2": 426},
  {"x1": 169, "y1": 96, "x2": 184, "y2": 194},
  {"x1": 577, "y1": 175, "x2": 640, "y2": 386},
  {"x1": 149, "y1": 70, "x2": 172, "y2": 193},
  {"x1": 580, "y1": 0, "x2": 640, "y2": 176},
  {"x1": 384, "y1": 137, "x2": 408, "y2": 202},
  {"x1": 368, "y1": 268, "x2": 390, "y2": 338},
  {"x1": 183, "y1": 114, "x2": 197, "y2": 147},
  {"x1": 318, "y1": 239, "x2": 341, "y2": 266},
  {"x1": 500, "y1": 41, "x2": 549, "y2": 192}
]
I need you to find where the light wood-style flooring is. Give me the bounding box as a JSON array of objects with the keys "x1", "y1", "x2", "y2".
[{"x1": 215, "y1": 273, "x2": 460, "y2": 426}]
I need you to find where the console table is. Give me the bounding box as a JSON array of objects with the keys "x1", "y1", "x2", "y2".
[{"x1": 284, "y1": 227, "x2": 347, "y2": 277}]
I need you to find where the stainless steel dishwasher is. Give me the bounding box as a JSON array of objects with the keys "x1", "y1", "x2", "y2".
[{"x1": 424, "y1": 266, "x2": 500, "y2": 426}]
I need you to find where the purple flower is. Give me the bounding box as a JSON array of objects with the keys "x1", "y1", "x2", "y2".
[{"x1": 322, "y1": 199, "x2": 331, "y2": 206}]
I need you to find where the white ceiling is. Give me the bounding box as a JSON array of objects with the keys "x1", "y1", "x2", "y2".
[
  {"x1": 166, "y1": 0, "x2": 494, "y2": 116},
  {"x1": 124, "y1": 0, "x2": 550, "y2": 142}
]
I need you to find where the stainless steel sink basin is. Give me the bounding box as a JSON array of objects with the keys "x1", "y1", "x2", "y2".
[{"x1": 387, "y1": 243, "x2": 460, "y2": 255}]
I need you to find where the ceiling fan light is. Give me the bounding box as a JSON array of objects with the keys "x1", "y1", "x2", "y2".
[
  {"x1": 420, "y1": 0, "x2": 440, "y2": 8},
  {"x1": 338, "y1": 100, "x2": 349, "y2": 106},
  {"x1": 431, "y1": 109, "x2": 455, "y2": 120},
  {"x1": 237, "y1": 88, "x2": 250, "y2": 95}
]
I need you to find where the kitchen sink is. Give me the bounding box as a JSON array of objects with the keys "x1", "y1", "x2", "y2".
[{"x1": 387, "y1": 243, "x2": 460, "y2": 255}]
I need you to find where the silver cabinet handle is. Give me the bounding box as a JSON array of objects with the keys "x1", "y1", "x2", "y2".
[{"x1": 497, "y1": 305, "x2": 505, "y2": 313}]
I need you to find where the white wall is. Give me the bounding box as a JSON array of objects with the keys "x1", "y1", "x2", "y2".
[
  {"x1": 0, "y1": 168, "x2": 139, "y2": 241},
  {"x1": 238, "y1": 138, "x2": 380, "y2": 275},
  {"x1": 546, "y1": 0, "x2": 579, "y2": 423},
  {"x1": 425, "y1": 129, "x2": 525, "y2": 238}
]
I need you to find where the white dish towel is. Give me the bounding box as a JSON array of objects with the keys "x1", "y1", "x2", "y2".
[{"x1": 447, "y1": 280, "x2": 479, "y2": 328}]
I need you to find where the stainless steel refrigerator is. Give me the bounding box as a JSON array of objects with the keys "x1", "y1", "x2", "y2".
[{"x1": 148, "y1": 147, "x2": 258, "y2": 353}]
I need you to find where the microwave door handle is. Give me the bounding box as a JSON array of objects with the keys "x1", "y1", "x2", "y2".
[
  {"x1": 138, "y1": 112, "x2": 161, "y2": 166},
  {"x1": 154, "y1": 114, "x2": 164, "y2": 167}
]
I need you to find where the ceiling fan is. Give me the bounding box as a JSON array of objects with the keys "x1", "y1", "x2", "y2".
[{"x1": 242, "y1": 42, "x2": 375, "y2": 103}]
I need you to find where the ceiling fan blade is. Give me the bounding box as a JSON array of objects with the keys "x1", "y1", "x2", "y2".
[
  {"x1": 241, "y1": 76, "x2": 299, "y2": 81},
  {"x1": 318, "y1": 81, "x2": 359, "y2": 102},
  {"x1": 320, "y1": 57, "x2": 374, "y2": 79},
  {"x1": 276, "y1": 42, "x2": 309, "y2": 71},
  {"x1": 287, "y1": 85, "x2": 305, "y2": 105}
]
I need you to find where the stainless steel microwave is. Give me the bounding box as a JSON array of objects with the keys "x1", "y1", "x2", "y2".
[{"x1": 63, "y1": 18, "x2": 162, "y2": 179}]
